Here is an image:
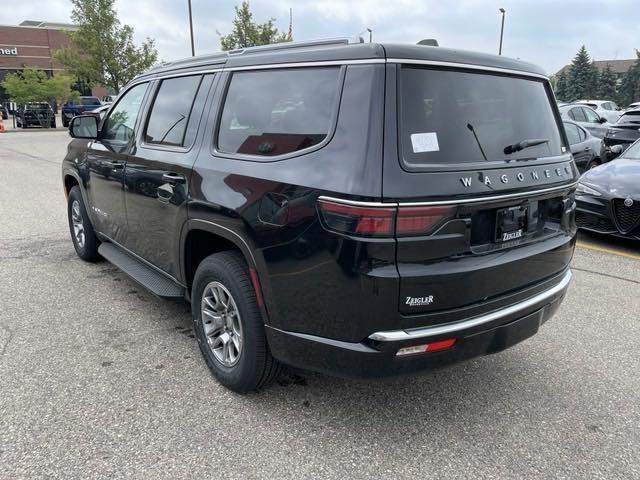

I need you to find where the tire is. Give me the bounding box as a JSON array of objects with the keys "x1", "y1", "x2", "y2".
[
  {"x1": 67, "y1": 186, "x2": 100, "y2": 262},
  {"x1": 586, "y1": 159, "x2": 600, "y2": 170},
  {"x1": 62, "y1": 118, "x2": 68, "y2": 128},
  {"x1": 192, "y1": 252, "x2": 281, "y2": 393}
]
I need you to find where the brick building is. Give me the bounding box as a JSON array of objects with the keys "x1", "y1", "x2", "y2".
[{"x1": 0, "y1": 20, "x2": 107, "y2": 104}]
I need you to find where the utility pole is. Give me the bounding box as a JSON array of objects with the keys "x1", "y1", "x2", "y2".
[
  {"x1": 188, "y1": 0, "x2": 195, "y2": 56},
  {"x1": 498, "y1": 8, "x2": 506, "y2": 56}
]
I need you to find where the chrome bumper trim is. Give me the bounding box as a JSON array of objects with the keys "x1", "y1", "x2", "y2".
[{"x1": 368, "y1": 269, "x2": 573, "y2": 342}]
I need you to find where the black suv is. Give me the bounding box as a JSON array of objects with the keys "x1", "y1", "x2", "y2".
[
  {"x1": 62, "y1": 39, "x2": 577, "y2": 392},
  {"x1": 16, "y1": 102, "x2": 56, "y2": 128}
]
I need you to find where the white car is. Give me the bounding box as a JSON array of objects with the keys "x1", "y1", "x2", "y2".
[
  {"x1": 559, "y1": 103, "x2": 610, "y2": 139},
  {"x1": 625, "y1": 102, "x2": 640, "y2": 112},
  {"x1": 573, "y1": 100, "x2": 621, "y2": 123}
]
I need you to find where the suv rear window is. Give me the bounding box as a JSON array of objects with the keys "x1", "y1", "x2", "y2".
[
  {"x1": 217, "y1": 67, "x2": 341, "y2": 157},
  {"x1": 81, "y1": 97, "x2": 101, "y2": 106},
  {"x1": 399, "y1": 67, "x2": 563, "y2": 168}
]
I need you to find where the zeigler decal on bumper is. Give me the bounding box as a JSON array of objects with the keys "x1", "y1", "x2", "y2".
[{"x1": 406, "y1": 295, "x2": 434, "y2": 307}]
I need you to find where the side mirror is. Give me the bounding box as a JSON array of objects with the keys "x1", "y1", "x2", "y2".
[
  {"x1": 599, "y1": 117, "x2": 608, "y2": 124},
  {"x1": 69, "y1": 115, "x2": 98, "y2": 139},
  {"x1": 610, "y1": 144, "x2": 623, "y2": 155}
]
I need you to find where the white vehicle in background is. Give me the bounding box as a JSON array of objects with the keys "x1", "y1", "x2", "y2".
[
  {"x1": 625, "y1": 102, "x2": 640, "y2": 112},
  {"x1": 101, "y1": 95, "x2": 116, "y2": 105},
  {"x1": 573, "y1": 100, "x2": 621, "y2": 123},
  {"x1": 559, "y1": 103, "x2": 610, "y2": 139}
]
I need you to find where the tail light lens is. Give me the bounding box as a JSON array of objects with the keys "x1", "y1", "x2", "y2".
[
  {"x1": 396, "y1": 205, "x2": 454, "y2": 236},
  {"x1": 318, "y1": 199, "x2": 454, "y2": 238},
  {"x1": 317, "y1": 200, "x2": 395, "y2": 237}
]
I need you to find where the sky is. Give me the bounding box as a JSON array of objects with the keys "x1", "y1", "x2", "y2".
[{"x1": 1, "y1": 0, "x2": 638, "y2": 74}]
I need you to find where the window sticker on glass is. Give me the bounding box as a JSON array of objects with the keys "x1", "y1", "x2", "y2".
[{"x1": 410, "y1": 132, "x2": 440, "y2": 153}]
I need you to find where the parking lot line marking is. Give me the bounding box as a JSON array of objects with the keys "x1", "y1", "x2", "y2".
[{"x1": 576, "y1": 241, "x2": 640, "y2": 261}]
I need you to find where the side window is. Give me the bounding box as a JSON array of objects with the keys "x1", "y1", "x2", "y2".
[
  {"x1": 577, "y1": 125, "x2": 587, "y2": 142},
  {"x1": 217, "y1": 67, "x2": 341, "y2": 157},
  {"x1": 602, "y1": 102, "x2": 612, "y2": 111},
  {"x1": 564, "y1": 122, "x2": 581, "y2": 145},
  {"x1": 570, "y1": 107, "x2": 587, "y2": 122},
  {"x1": 102, "y1": 83, "x2": 148, "y2": 142},
  {"x1": 144, "y1": 75, "x2": 203, "y2": 147},
  {"x1": 583, "y1": 107, "x2": 600, "y2": 123}
]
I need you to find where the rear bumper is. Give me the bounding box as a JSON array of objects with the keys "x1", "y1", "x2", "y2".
[{"x1": 266, "y1": 269, "x2": 572, "y2": 378}]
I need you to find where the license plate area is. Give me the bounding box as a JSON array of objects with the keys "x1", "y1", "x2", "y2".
[{"x1": 495, "y1": 205, "x2": 528, "y2": 242}]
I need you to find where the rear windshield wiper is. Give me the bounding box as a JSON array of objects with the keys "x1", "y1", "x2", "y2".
[{"x1": 503, "y1": 138, "x2": 549, "y2": 155}]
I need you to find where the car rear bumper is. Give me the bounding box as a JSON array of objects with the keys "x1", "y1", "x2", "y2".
[{"x1": 266, "y1": 269, "x2": 572, "y2": 378}]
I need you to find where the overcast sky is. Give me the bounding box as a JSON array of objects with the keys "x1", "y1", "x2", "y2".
[{"x1": 2, "y1": 0, "x2": 638, "y2": 74}]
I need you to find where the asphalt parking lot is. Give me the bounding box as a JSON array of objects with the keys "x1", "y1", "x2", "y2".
[{"x1": 1, "y1": 130, "x2": 639, "y2": 479}]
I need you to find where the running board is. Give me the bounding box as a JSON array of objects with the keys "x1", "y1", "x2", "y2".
[{"x1": 98, "y1": 242, "x2": 184, "y2": 299}]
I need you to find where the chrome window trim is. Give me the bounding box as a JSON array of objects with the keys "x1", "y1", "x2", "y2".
[
  {"x1": 387, "y1": 58, "x2": 548, "y2": 80},
  {"x1": 225, "y1": 58, "x2": 385, "y2": 71},
  {"x1": 318, "y1": 182, "x2": 577, "y2": 208},
  {"x1": 369, "y1": 269, "x2": 572, "y2": 342}
]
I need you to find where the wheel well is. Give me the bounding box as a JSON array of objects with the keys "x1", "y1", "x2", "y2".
[
  {"x1": 64, "y1": 175, "x2": 79, "y2": 197},
  {"x1": 184, "y1": 229, "x2": 242, "y2": 289}
]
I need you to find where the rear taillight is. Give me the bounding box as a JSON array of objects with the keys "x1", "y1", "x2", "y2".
[
  {"x1": 395, "y1": 205, "x2": 454, "y2": 236},
  {"x1": 317, "y1": 200, "x2": 395, "y2": 237},
  {"x1": 317, "y1": 199, "x2": 454, "y2": 238}
]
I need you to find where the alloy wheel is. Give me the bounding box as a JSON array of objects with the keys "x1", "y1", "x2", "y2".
[
  {"x1": 71, "y1": 200, "x2": 85, "y2": 248},
  {"x1": 201, "y1": 281, "x2": 243, "y2": 367}
]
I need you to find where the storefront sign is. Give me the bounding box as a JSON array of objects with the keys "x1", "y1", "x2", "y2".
[{"x1": 0, "y1": 47, "x2": 18, "y2": 55}]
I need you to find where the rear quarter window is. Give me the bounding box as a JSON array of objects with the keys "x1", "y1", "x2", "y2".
[
  {"x1": 216, "y1": 67, "x2": 342, "y2": 158},
  {"x1": 398, "y1": 66, "x2": 563, "y2": 169}
]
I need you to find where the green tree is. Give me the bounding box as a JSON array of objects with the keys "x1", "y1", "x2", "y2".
[
  {"x1": 554, "y1": 71, "x2": 570, "y2": 101},
  {"x1": 54, "y1": 0, "x2": 158, "y2": 93},
  {"x1": 566, "y1": 45, "x2": 599, "y2": 101},
  {"x1": 617, "y1": 50, "x2": 640, "y2": 107},
  {"x1": 598, "y1": 64, "x2": 617, "y2": 100},
  {"x1": 218, "y1": 1, "x2": 292, "y2": 51},
  {"x1": 1, "y1": 69, "x2": 79, "y2": 105}
]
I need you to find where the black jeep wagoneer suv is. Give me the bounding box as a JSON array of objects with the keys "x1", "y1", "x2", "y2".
[{"x1": 62, "y1": 39, "x2": 577, "y2": 392}]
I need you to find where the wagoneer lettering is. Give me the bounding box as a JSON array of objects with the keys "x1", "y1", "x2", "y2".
[{"x1": 62, "y1": 38, "x2": 577, "y2": 393}]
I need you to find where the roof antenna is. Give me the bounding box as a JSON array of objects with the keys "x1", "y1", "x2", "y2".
[{"x1": 417, "y1": 39, "x2": 439, "y2": 47}]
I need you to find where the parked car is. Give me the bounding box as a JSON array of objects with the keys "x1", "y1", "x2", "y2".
[
  {"x1": 625, "y1": 102, "x2": 640, "y2": 111},
  {"x1": 0, "y1": 105, "x2": 8, "y2": 120},
  {"x1": 61, "y1": 96, "x2": 102, "y2": 127},
  {"x1": 62, "y1": 39, "x2": 577, "y2": 393},
  {"x1": 575, "y1": 139, "x2": 640, "y2": 239},
  {"x1": 101, "y1": 95, "x2": 116, "y2": 105},
  {"x1": 559, "y1": 104, "x2": 609, "y2": 139},
  {"x1": 563, "y1": 120, "x2": 605, "y2": 172},
  {"x1": 573, "y1": 100, "x2": 621, "y2": 123},
  {"x1": 603, "y1": 109, "x2": 640, "y2": 156},
  {"x1": 15, "y1": 102, "x2": 56, "y2": 128}
]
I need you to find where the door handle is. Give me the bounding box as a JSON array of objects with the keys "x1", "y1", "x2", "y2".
[
  {"x1": 157, "y1": 183, "x2": 173, "y2": 204},
  {"x1": 162, "y1": 173, "x2": 186, "y2": 184}
]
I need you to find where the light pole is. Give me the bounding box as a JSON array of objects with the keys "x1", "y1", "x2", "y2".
[
  {"x1": 498, "y1": 8, "x2": 506, "y2": 56},
  {"x1": 188, "y1": 0, "x2": 195, "y2": 57}
]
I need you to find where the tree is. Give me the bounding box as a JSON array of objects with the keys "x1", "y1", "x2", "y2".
[
  {"x1": 566, "y1": 45, "x2": 599, "y2": 101},
  {"x1": 218, "y1": 1, "x2": 292, "y2": 51},
  {"x1": 554, "y1": 71, "x2": 570, "y2": 101},
  {"x1": 598, "y1": 64, "x2": 617, "y2": 100},
  {"x1": 1, "y1": 69, "x2": 79, "y2": 105},
  {"x1": 617, "y1": 50, "x2": 640, "y2": 107},
  {"x1": 54, "y1": 0, "x2": 158, "y2": 93}
]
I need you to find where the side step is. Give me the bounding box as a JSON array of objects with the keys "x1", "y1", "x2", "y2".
[{"x1": 98, "y1": 243, "x2": 184, "y2": 299}]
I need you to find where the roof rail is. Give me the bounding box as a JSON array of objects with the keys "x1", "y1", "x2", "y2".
[{"x1": 227, "y1": 37, "x2": 353, "y2": 56}]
